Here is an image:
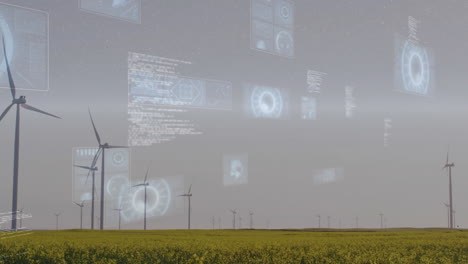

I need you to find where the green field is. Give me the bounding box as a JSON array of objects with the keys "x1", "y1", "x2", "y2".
[{"x1": 0, "y1": 229, "x2": 467, "y2": 264}]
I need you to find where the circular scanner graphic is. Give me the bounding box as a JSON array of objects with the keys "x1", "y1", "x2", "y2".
[
  {"x1": 106, "y1": 174, "x2": 130, "y2": 198},
  {"x1": 401, "y1": 41, "x2": 430, "y2": 95},
  {"x1": 251, "y1": 86, "x2": 284, "y2": 118},
  {"x1": 275, "y1": 30, "x2": 293, "y2": 57},
  {"x1": 118, "y1": 179, "x2": 171, "y2": 222},
  {"x1": 280, "y1": 4, "x2": 290, "y2": 19},
  {"x1": 110, "y1": 150, "x2": 128, "y2": 168}
]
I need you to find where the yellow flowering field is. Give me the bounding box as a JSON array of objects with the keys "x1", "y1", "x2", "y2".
[{"x1": 0, "y1": 229, "x2": 467, "y2": 263}]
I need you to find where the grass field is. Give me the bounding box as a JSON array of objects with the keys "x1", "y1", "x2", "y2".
[{"x1": 0, "y1": 229, "x2": 467, "y2": 263}]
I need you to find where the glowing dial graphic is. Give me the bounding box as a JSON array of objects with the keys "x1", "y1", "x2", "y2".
[
  {"x1": 401, "y1": 41, "x2": 430, "y2": 95},
  {"x1": 275, "y1": 30, "x2": 293, "y2": 57},
  {"x1": 118, "y1": 179, "x2": 172, "y2": 222},
  {"x1": 250, "y1": 86, "x2": 284, "y2": 119}
]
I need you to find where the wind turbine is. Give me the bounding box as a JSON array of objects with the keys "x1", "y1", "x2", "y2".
[
  {"x1": 178, "y1": 184, "x2": 192, "y2": 230},
  {"x1": 249, "y1": 211, "x2": 254, "y2": 229},
  {"x1": 443, "y1": 203, "x2": 449, "y2": 228},
  {"x1": 443, "y1": 152, "x2": 455, "y2": 229},
  {"x1": 229, "y1": 209, "x2": 237, "y2": 229},
  {"x1": 238, "y1": 214, "x2": 242, "y2": 229},
  {"x1": 133, "y1": 167, "x2": 150, "y2": 230},
  {"x1": 88, "y1": 109, "x2": 128, "y2": 230},
  {"x1": 114, "y1": 208, "x2": 122, "y2": 230},
  {"x1": 19, "y1": 208, "x2": 24, "y2": 230},
  {"x1": 0, "y1": 37, "x2": 61, "y2": 231},
  {"x1": 379, "y1": 213, "x2": 384, "y2": 229},
  {"x1": 74, "y1": 164, "x2": 98, "y2": 229},
  {"x1": 316, "y1": 214, "x2": 321, "y2": 228},
  {"x1": 55, "y1": 212, "x2": 61, "y2": 231},
  {"x1": 74, "y1": 201, "x2": 85, "y2": 229}
]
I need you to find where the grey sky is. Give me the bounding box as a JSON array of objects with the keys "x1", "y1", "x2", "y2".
[{"x1": 0, "y1": 0, "x2": 467, "y2": 230}]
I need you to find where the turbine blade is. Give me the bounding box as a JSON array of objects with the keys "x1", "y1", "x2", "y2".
[
  {"x1": 144, "y1": 167, "x2": 150, "y2": 183},
  {"x1": 107, "y1": 145, "x2": 129, "y2": 149},
  {"x1": 188, "y1": 184, "x2": 192, "y2": 194},
  {"x1": 0, "y1": 103, "x2": 14, "y2": 122},
  {"x1": 446, "y1": 152, "x2": 449, "y2": 165},
  {"x1": 132, "y1": 184, "x2": 145, "y2": 187},
  {"x1": 74, "y1": 165, "x2": 92, "y2": 171},
  {"x1": 88, "y1": 108, "x2": 101, "y2": 145},
  {"x1": 86, "y1": 148, "x2": 102, "y2": 184},
  {"x1": 90, "y1": 148, "x2": 102, "y2": 170},
  {"x1": 2, "y1": 36, "x2": 15, "y2": 99},
  {"x1": 22, "y1": 104, "x2": 61, "y2": 119}
]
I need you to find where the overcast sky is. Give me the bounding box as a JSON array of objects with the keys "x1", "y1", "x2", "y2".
[{"x1": 0, "y1": 0, "x2": 468, "y2": 230}]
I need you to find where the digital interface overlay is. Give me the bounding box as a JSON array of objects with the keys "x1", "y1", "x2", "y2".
[
  {"x1": 384, "y1": 118, "x2": 392, "y2": 148},
  {"x1": 307, "y1": 70, "x2": 326, "y2": 94},
  {"x1": 312, "y1": 168, "x2": 344, "y2": 185},
  {"x1": 0, "y1": 2, "x2": 49, "y2": 92},
  {"x1": 301, "y1": 96, "x2": 317, "y2": 121},
  {"x1": 223, "y1": 154, "x2": 249, "y2": 186},
  {"x1": 395, "y1": 17, "x2": 434, "y2": 96},
  {"x1": 80, "y1": 0, "x2": 141, "y2": 23},
  {"x1": 72, "y1": 147, "x2": 131, "y2": 228},
  {"x1": 244, "y1": 84, "x2": 289, "y2": 119},
  {"x1": 128, "y1": 52, "x2": 232, "y2": 146},
  {"x1": 345, "y1": 85, "x2": 356, "y2": 119},
  {"x1": 116, "y1": 176, "x2": 184, "y2": 223},
  {"x1": 251, "y1": 0, "x2": 295, "y2": 58}
]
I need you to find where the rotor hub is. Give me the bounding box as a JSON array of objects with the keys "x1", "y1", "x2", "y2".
[{"x1": 13, "y1": 96, "x2": 26, "y2": 104}]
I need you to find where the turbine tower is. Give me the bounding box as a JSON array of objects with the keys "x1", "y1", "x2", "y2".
[
  {"x1": 74, "y1": 201, "x2": 85, "y2": 229},
  {"x1": 114, "y1": 208, "x2": 122, "y2": 230},
  {"x1": 55, "y1": 212, "x2": 61, "y2": 231},
  {"x1": 19, "y1": 208, "x2": 24, "y2": 230},
  {"x1": 0, "y1": 37, "x2": 61, "y2": 231},
  {"x1": 379, "y1": 213, "x2": 384, "y2": 229},
  {"x1": 88, "y1": 109, "x2": 128, "y2": 230},
  {"x1": 443, "y1": 152, "x2": 455, "y2": 229},
  {"x1": 229, "y1": 209, "x2": 237, "y2": 229},
  {"x1": 133, "y1": 167, "x2": 150, "y2": 230},
  {"x1": 74, "y1": 164, "x2": 98, "y2": 229},
  {"x1": 178, "y1": 184, "x2": 192, "y2": 230},
  {"x1": 443, "y1": 203, "x2": 449, "y2": 228},
  {"x1": 316, "y1": 214, "x2": 321, "y2": 228}
]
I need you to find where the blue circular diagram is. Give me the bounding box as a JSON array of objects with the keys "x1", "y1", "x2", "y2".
[
  {"x1": 275, "y1": 30, "x2": 293, "y2": 57},
  {"x1": 250, "y1": 86, "x2": 284, "y2": 119},
  {"x1": 401, "y1": 41, "x2": 430, "y2": 95},
  {"x1": 118, "y1": 178, "x2": 171, "y2": 222}
]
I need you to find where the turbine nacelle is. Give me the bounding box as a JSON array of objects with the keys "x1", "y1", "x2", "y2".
[
  {"x1": 443, "y1": 163, "x2": 455, "y2": 169},
  {"x1": 13, "y1": 96, "x2": 26, "y2": 105}
]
